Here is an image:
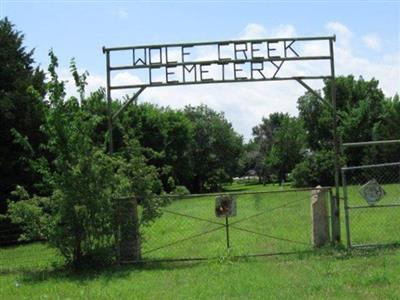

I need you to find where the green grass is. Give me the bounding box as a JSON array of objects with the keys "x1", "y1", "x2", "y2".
[{"x1": 1, "y1": 182, "x2": 400, "y2": 299}]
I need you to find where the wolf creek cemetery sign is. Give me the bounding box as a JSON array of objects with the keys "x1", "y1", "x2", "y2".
[{"x1": 103, "y1": 36, "x2": 335, "y2": 90}]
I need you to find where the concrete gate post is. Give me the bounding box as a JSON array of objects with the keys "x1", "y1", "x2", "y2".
[
  {"x1": 119, "y1": 197, "x2": 141, "y2": 263},
  {"x1": 311, "y1": 186, "x2": 330, "y2": 247}
]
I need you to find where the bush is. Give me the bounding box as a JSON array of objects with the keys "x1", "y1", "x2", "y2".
[
  {"x1": 5, "y1": 52, "x2": 162, "y2": 268},
  {"x1": 291, "y1": 150, "x2": 337, "y2": 188},
  {"x1": 171, "y1": 185, "x2": 190, "y2": 196}
]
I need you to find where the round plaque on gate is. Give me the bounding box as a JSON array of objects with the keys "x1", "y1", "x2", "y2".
[{"x1": 359, "y1": 179, "x2": 386, "y2": 206}]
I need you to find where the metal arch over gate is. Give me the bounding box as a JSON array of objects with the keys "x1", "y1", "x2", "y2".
[{"x1": 103, "y1": 35, "x2": 342, "y2": 243}]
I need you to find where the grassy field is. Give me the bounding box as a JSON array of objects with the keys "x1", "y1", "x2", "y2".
[{"x1": 1, "y1": 182, "x2": 400, "y2": 299}]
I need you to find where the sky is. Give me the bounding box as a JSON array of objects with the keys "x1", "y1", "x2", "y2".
[{"x1": 2, "y1": 0, "x2": 400, "y2": 140}]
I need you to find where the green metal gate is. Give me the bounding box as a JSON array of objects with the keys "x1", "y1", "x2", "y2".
[
  {"x1": 342, "y1": 162, "x2": 400, "y2": 248},
  {"x1": 137, "y1": 188, "x2": 329, "y2": 262}
]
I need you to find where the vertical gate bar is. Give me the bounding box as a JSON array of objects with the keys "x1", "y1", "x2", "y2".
[
  {"x1": 225, "y1": 216, "x2": 230, "y2": 249},
  {"x1": 341, "y1": 168, "x2": 351, "y2": 248},
  {"x1": 104, "y1": 48, "x2": 114, "y2": 155},
  {"x1": 330, "y1": 37, "x2": 341, "y2": 243},
  {"x1": 329, "y1": 188, "x2": 336, "y2": 244}
]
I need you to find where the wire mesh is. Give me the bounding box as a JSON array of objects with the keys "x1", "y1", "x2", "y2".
[
  {"x1": 140, "y1": 189, "x2": 324, "y2": 261},
  {"x1": 342, "y1": 162, "x2": 400, "y2": 247}
]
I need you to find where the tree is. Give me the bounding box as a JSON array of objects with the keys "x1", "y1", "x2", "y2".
[
  {"x1": 371, "y1": 94, "x2": 400, "y2": 164},
  {"x1": 0, "y1": 18, "x2": 46, "y2": 215},
  {"x1": 249, "y1": 113, "x2": 306, "y2": 183},
  {"x1": 184, "y1": 105, "x2": 243, "y2": 192},
  {"x1": 119, "y1": 103, "x2": 193, "y2": 192},
  {"x1": 265, "y1": 116, "x2": 306, "y2": 183},
  {"x1": 6, "y1": 52, "x2": 163, "y2": 267},
  {"x1": 294, "y1": 75, "x2": 387, "y2": 186},
  {"x1": 291, "y1": 150, "x2": 337, "y2": 187}
]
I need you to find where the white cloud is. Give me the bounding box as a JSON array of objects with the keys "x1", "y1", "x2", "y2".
[
  {"x1": 362, "y1": 34, "x2": 382, "y2": 51},
  {"x1": 325, "y1": 22, "x2": 352, "y2": 48},
  {"x1": 239, "y1": 23, "x2": 267, "y2": 39},
  {"x1": 239, "y1": 23, "x2": 296, "y2": 39},
  {"x1": 115, "y1": 8, "x2": 128, "y2": 19},
  {"x1": 268, "y1": 24, "x2": 297, "y2": 38}
]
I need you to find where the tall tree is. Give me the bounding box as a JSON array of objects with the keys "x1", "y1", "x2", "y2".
[
  {"x1": 0, "y1": 18, "x2": 46, "y2": 214},
  {"x1": 371, "y1": 94, "x2": 400, "y2": 163},
  {"x1": 184, "y1": 105, "x2": 243, "y2": 192},
  {"x1": 119, "y1": 103, "x2": 193, "y2": 192},
  {"x1": 293, "y1": 75, "x2": 387, "y2": 186},
  {"x1": 250, "y1": 113, "x2": 306, "y2": 183},
  {"x1": 266, "y1": 116, "x2": 306, "y2": 183}
]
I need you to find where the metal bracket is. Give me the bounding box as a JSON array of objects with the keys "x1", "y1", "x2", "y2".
[
  {"x1": 295, "y1": 78, "x2": 333, "y2": 110},
  {"x1": 112, "y1": 87, "x2": 146, "y2": 121}
]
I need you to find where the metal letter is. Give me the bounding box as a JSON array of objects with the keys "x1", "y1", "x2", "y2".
[
  {"x1": 182, "y1": 46, "x2": 192, "y2": 63},
  {"x1": 234, "y1": 62, "x2": 247, "y2": 80},
  {"x1": 149, "y1": 47, "x2": 162, "y2": 64},
  {"x1": 149, "y1": 66, "x2": 163, "y2": 85},
  {"x1": 221, "y1": 62, "x2": 229, "y2": 81},
  {"x1": 183, "y1": 64, "x2": 197, "y2": 82},
  {"x1": 166, "y1": 66, "x2": 178, "y2": 83},
  {"x1": 284, "y1": 40, "x2": 299, "y2": 57},
  {"x1": 251, "y1": 61, "x2": 266, "y2": 79},
  {"x1": 270, "y1": 60, "x2": 284, "y2": 78},
  {"x1": 267, "y1": 41, "x2": 280, "y2": 59},
  {"x1": 133, "y1": 48, "x2": 147, "y2": 66},
  {"x1": 165, "y1": 46, "x2": 178, "y2": 64},
  {"x1": 234, "y1": 42, "x2": 248, "y2": 60},
  {"x1": 218, "y1": 43, "x2": 231, "y2": 61},
  {"x1": 251, "y1": 42, "x2": 264, "y2": 60},
  {"x1": 200, "y1": 64, "x2": 213, "y2": 82}
]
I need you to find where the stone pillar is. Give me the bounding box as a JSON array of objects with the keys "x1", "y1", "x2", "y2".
[
  {"x1": 311, "y1": 186, "x2": 330, "y2": 247},
  {"x1": 119, "y1": 197, "x2": 141, "y2": 263}
]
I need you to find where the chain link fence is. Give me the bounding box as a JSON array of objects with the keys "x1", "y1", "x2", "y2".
[{"x1": 342, "y1": 162, "x2": 400, "y2": 247}]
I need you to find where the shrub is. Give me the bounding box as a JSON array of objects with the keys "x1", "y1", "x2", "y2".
[
  {"x1": 171, "y1": 185, "x2": 190, "y2": 196},
  {"x1": 291, "y1": 150, "x2": 337, "y2": 188},
  {"x1": 5, "y1": 52, "x2": 162, "y2": 268}
]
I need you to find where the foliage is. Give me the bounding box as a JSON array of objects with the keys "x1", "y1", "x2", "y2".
[
  {"x1": 184, "y1": 105, "x2": 243, "y2": 192},
  {"x1": 117, "y1": 103, "x2": 244, "y2": 193},
  {"x1": 248, "y1": 113, "x2": 306, "y2": 183},
  {"x1": 170, "y1": 185, "x2": 191, "y2": 196},
  {"x1": 291, "y1": 150, "x2": 337, "y2": 187},
  {"x1": 265, "y1": 115, "x2": 306, "y2": 183},
  {"x1": 5, "y1": 51, "x2": 162, "y2": 267},
  {"x1": 118, "y1": 103, "x2": 193, "y2": 193},
  {"x1": 294, "y1": 75, "x2": 392, "y2": 186},
  {"x1": 0, "y1": 18, "x2": 46, "y2": 214},
  {"x1": 371, "y1": 94, "x2": 400, "y2": 164}
]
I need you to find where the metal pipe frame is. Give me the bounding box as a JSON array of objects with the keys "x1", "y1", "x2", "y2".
[
  {"x1": 341, "y1": 168, "x2": 351, "y2": 248},
  {"x1": 109, "y1": 76, "x2": 332, "y2": 90},
  {"x1": 348, "y1": 204, "x2": 400, "y2": 210},
  {"x1": 341, "y1": 161, "x2": 400, "y2": 171},
  {"x1": 104, "y1": 35, "x2": 340, "y2": 243},
  {"x1": 342, "y1": 140, "x2": 400, "y2": 148},
  {"x1": 103, "y1": 35, "x2": 336, "y2": 53},
  {"x1": 329, "y1": 38, "x2": 341, "y2": 244}
]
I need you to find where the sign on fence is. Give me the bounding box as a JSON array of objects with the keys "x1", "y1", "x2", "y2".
[
  {"x1": 215, "y1": 195, "x2": 237, "y2": 217},
  {"x1": 359, "y1": 179, "x2": 386, "y2": 206}
]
